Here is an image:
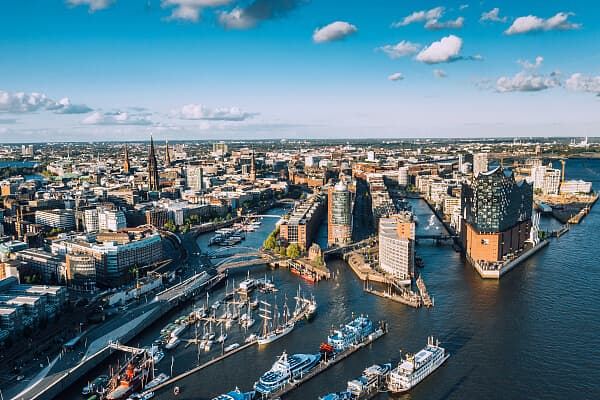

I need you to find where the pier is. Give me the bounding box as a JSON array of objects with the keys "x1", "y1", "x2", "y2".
[{"x1": 263, "y1": 324, "x2": 388, "y2": 399}]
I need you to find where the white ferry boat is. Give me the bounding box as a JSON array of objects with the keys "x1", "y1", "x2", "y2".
[
  {"x1": 327, "y1": 315, "x2": 374, "y2": 352},
  {"x1": 254, "y1": 351, "x2": 321, "y2": 395},
  {"x1": 387, "y1": 336, "x2": 449, "y2": 393}
]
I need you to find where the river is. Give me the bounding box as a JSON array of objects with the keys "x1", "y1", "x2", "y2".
[{"x1": 64, "y1": 158, "x2": 600, "y2": 400}]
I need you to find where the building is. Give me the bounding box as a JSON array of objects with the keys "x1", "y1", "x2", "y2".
[
  {"x1": 147, "y1": 135, "x2": 160, "y2": 191},
  {"x1": 250, "y1": 150, "x2": 257, "y2": 182},
  {"x1": 65, "y1": 229, "x2": 163, "y2": 287},
  {"x1": 84, "y1": 208, "x2": 99, "y2": 232},
  {"x1": 14, "y1": 249, "x2": 65, "y2": 283},
  {"x1": 378, "y1": 213, "x2": 415, "y2": 282},
  {"x1": 145, "y1": 208, "x2": 169, "y2": 228},
  {"x1": 531, "y1": 164, "x2": 561, "y2": 195},
  {"x1": 560, "y1": 180, "x2": 593, "y2": 194},
  {"x1": 35, "y1": 209, "x2": 75, "y2": 231},
  {"x1": 213, "y1": 142, "x2": 228, "y2": 156},
  {"x1": 279, "y1": 193, "x2": 326, "y2": 251},
  {"x1": 472, "y1": 153, "x2": 489, "y2": 177},
  {"x1": 98, "y1": 209, "x2": 126, "y2": 232},
  {"x1": 327, "y1": 181, "x2": 352, "y2": 247},
  {"x1": 398, "y1": 166, "x2": 409, "y2": 186},
  {"x1": 461, "y1": 167, "x2": 533, "y2": 264},
  {"x1": 123, "y1": 144, "x2": 131, "y2": 174},
  {"x1": 186, "y1": 165, "x2": 204, "y2": 192},
  {"x1": 65, "y1": 254, "x2": 96, "y2": 292}
]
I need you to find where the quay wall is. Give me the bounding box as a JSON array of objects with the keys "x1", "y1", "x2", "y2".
[{"x1": 471, "y1": 240, "x2": 549, "y2": 279}]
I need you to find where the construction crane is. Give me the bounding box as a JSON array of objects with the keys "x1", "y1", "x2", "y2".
[{"x1": 559, "y1": 159, "x2": 566, "y2": 183}]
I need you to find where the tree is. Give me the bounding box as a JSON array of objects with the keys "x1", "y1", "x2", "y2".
[
  {"x1": 163, "y1": 220, "x2": 177, "y2": 233},
  {"x1": 263, "y1": 235, "x2": 277, "y2": 250},
  {"x1": 286, "y1": 244, "x2": 300, "y2": 259}
]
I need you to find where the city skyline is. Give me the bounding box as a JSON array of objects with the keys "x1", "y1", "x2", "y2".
[{"x1": 1, "y1": 0, "x2": 600, "y2": 141}]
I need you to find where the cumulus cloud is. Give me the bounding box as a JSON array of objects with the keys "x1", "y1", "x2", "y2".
[
  {"x1": 176, "y1": 104, "x2": 257, "y2": 121},
  {"x1": 496, "y1": 71, "x2": 561, "y2": 92},
  {"x1": 480, "y1": 8, "x2": 507, "y2": 23},
  {"x1": 517, "y1": 56, "x2": 544, "y2": 70},
  {"x1": 82, "y1": 111, "x2": 153, "y2": 125},
  {"x1": 218, "y1": 0, "x2": 303, "y2": 30},
  {"x1": 425, "y1": 16, "x2": 464, "y2": 30},
  {"x1": 388, "y1": 72, "x2": 404, "y2": 81},
  {"x1": 313, "y1": 21, "x2": 358, "y2": 43},
  {"x1": 433, "y1": 69, "x2": 448, "y2": 78},
  {"x1": 0, "y1": 90, "x2": 92, "y2": 114},
  {"x1": 459, "y1": 4, "x2": 469, "y2": 11},
  {"x1": 416, "y1": 35, "x2": 463, "y2": 64},
  {"x1": 392, "y1": 6, "x2": 444, "y2": 27},
  {"x1": 66, "y1": 0, "x2": 114, "y2": 12},
  {"x1": 505, "y1": 12, "x2": 581, "y2": 35},
  {"x1": 565, "y1": 73, "x2": 600, "y2": 95},
  {"x1": 162, "y1": 0, "x2": 232, "y2": 22},
  {"x1": 376, "y1": 40, "x2": 420, "y2": 59}
]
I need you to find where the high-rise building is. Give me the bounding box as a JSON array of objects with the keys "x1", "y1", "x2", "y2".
[
  {"x1": 530, "y1": 164, "x2": 561, "y2": 195},
  {"x1": 147, "y1": 135, "x2": 160, "y2": 191},
  {"x1": 98, "y1": 209, "x2": 126, "y2": 232},
  {"x1": 378, "y1": 213, "x2": 415, "y2": 281},
  {"x1": 461, "y1": 167, "x2": 533, "y2": 264},
  {"x1": 213, "y1": 142, "x2": 228, "y2": 156},
  {"x1": 472, "y1": 153, "x2": 489, "y2": 177},
  {"x1": 186, "y1": 165, "x2": 204, "y2": 192},
  {"x1": 398, "y1": 166, "x2": 409, "y2": 186},
  {"x1": 328, "y1": 181, "x2": 352, "y2": 246}
]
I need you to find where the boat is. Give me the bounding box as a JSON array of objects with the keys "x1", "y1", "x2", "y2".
[
  {"x1": 387, "y1": 337, "x2": 450, "y2": 393},
  {"x1": 216, "y1": 333, "x2": 227, "y2": 343},
  {"x1": 173, "y1": 386, "x2": 180, "y2": 396},
  {"x1": 106, "y1": 360, "x2": 150, "y2": 400},
  {"x1": 245, "y1": 333, "x2": 258, "y2": 343},
  {"x1": 347, "y1": 363, "x2": 391, "y2": 397},
  {"x1": 165, "y1": 337, "x2": 181, "y2": 350},
  {"x1": 239, "y1": 277, "x2": 256, "y2": 294},
  {"x1": 257, "y1": 299, "x2": 295, "y2": 345},
  {"x1": 144, "y1": 373, "x2": 169, "y2": 390},
  {"x1": 319, "y1": 393, "x2": 352, "y2": 400},
  {"x1": 82, "y1": 375, "x2": 109, "y2": 396},
  {"x1": 224, "y1": 343, "x2": 240, "y2": 352},
  {"x1": 253, "y1": 351, "x2": 321, "y2": 395},
  {"x1": 327, "y1": 315, "x2": 374, "y2": 352},
  {"x1": 240, "y1": 312, "x2": 256, "y2": 329},
  {"x1": 204, "y1": 340, "x2": 213, "y2": 352},
  {"x1": 212, "y1": 387, "x2": 255, "y2": 400}
]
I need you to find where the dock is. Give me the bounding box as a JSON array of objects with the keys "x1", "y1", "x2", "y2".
[
  {"x1": 364, "y1": 286, "x2": 422, "y2": 308},
  {"x1": 263, "y1": 324, "x2": 388, "y2": 399}
]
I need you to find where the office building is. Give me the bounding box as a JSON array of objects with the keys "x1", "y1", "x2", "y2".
[
  {"x1": 328, "y1": 181, "x2": 352, "y2": 246},
  {"x1": 98, "y1": 209, "x2": 126, "y2": 232},
  {"x1": 461, "y1": 167, "x2": 533, "y2": 264},
  {"x1": 65, "y1": 254, "x2": 97, "y2": 292},
  {"x1": 35, "y1": 209, "x2": 75, "y2": 231},
  {"x1": 398, "y1": 166, "x2": 409, "y2": 186},
  {"x1": 378, "y1": 213, "x2": 415, "y2": 281},
  {"x1": 213, "y1": 142, "x2": 228, "y2": 156}
]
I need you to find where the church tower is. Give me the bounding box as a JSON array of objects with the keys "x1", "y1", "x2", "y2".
[{"x1": 148, "y1": 135, "x2": 160, "y2": 191}]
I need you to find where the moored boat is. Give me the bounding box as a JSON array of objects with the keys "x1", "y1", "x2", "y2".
[{"x1": 253, "y1": 351, "x2": 321, "y2": 395}]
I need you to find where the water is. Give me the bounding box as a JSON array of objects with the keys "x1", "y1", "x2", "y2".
[{"x1": 63, "y1": 159, "x2": 600, "y2": 399}]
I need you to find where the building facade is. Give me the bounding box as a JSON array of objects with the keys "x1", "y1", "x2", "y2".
[
  {"x1": 327, "y1": 181, "x2": 352, "y2": 247},
  {"x1": 378, "y1": 213, "x2": 415, "y2": 281}
]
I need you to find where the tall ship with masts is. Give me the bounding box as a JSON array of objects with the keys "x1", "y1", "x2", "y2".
[{"x1": 257, "y1": 297, "x2": 295, "y2": 345}]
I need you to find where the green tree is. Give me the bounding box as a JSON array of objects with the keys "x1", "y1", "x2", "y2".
[
  {"x1": 263, "y1": 235, "x2": 277, "y2": 250},
  {"x1": 286, "y1": 243, "x2": 300, "y2": 259},
  {"x1": 279, "y1": 246, "x2": 287, "y2": 257},
  {"x1": 163, "y1": 220, "x2": 177, "y2": 233}
]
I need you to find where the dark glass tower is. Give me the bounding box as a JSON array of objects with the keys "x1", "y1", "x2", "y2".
[{"x1": 148, "y1": 136, "x2": 160, "y2": 191}]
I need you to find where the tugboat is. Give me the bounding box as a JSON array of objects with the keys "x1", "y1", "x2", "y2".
[
  {"x1": 387, "y1": 337, "x2": 450, "y2": 393},
  {"x1": 254, "y1": 351, "x2": 321, "y2": 395}
]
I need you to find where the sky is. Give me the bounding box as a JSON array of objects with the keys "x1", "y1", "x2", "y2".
[{"x1": 0, "y1": 0, "x2": 599, "y2": 142}]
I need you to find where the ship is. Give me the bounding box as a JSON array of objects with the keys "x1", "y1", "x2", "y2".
[
  {"x1": 144, "y1": 372, "x2": 169, "y2": 390},
  {"x1": 387, "y1": 336, "x2": 450, "y2": 393},
  {"x1": 257, "y1": 299, "x2": 295, "y2": 345},
  {"x1": 327, "y1": 315, "x2": 374, "y2": 352},
  {"x1": 253, "y1": 351, "x2": 321, "y2": 395},
  {"x1": 212, "y1": 388, "x2": 255, "y2": 400},
  {"x1": 105, "y1": 358, "x2": 150, "y2": 400},
  {"x1": 319, "y1": 363, "x2": 391, "y2": 400}
]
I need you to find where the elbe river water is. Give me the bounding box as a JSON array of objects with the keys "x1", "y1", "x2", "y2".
[{"x1": 65, "y1": 158, "x2": 600, "y2": 400}]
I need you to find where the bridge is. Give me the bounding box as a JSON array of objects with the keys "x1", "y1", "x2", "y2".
[
  {"x1": 415, "y1": 234, "x2": 458, "y2": 240},
  {"x1": 154, "y1": 271, "x2": 225, "y2": 303},
  {"x1": 206, "y1": 246, "x2": 261, "y2": 259},
  {"x1": 216, "y1": 253, "x2": 284, "y2": 273},
  {"x1": 323, "y1": 237, "x2": 377, "y2": 257}
]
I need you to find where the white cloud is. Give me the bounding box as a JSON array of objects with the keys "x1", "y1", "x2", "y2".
[
  {"x1": 0, "y1": 90, "x2": 92, "y2": 114},
  {"x1": 505, "y1": 12, "x2": 580, "y2": 35},
  {"x1": 376, "y1": 40, "x2": 420, "y2": 59},
  {"x1": 176, "y1": 104, "x2": 256, "y2": 121},
  {"x1": 392, "y1": 7, "x2": 444, "y2": 27},
  {"x1": 66, "y1": 0, "x2": 114, "y2": 12},
  {"x1": 517, "y1": 56, "x2": 544, "y2": 70},
  {"x1": 162, "y1": 0, "x2": 232, "y2": 22},
  {"x1": 425, "y1": 16, "x2": 464, "y2": 30},
  {"x1": 496, "y1": 71, "x2": 560, "y2": 92},
  {"x1": 218, "y1": 7, "x2": 255, "y2": 29},
  {"x1": 82, "y1": 111, "x2": 153, "y2": 125},
  {"x1": 480, "y1": 8, "x2": 507, "y2": 23},
  {"x1": 433, "y1": 69, "x2": 448, "y2": 78},
  {"x1": 416, "y1": 35, "x2": 463, "y2": 64},
  {"x1": 388, "y1": 72, "x2": 404, "y2": 81},
  {"x1": 459, "y1": 4, "x2": 469, "y2": 11},
  {"x1": 565, "y1": 73, "x2": 600, "y2": 94},
  {"x1": 313, "y1": 21, "x2": 358, "y2": 43}
]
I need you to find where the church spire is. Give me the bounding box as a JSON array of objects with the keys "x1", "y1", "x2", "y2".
[
  {"x1": 164, "y1": 139, "x2": 171, "y2": 167},
  {"x1": 123, "y1": 144, "x2": 131, "y2": 174},
  {"x1": 148, "y1": 135, "x2": 160, "y2": 191}
]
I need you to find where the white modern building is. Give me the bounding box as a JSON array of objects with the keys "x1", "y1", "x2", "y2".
[{"x1": 378, "y1": 215, "x2": 415, "y2": 282}]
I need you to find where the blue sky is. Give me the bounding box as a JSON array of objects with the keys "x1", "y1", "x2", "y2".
[{"x1": 0, "y1": 0, "x2": 599, "y2": 142}]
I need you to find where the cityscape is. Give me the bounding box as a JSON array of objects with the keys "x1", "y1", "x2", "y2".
[{"x1": 1, "y1": 1, "x2": 600, "y2": 400}]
